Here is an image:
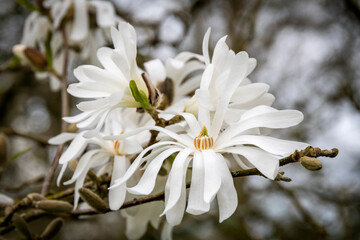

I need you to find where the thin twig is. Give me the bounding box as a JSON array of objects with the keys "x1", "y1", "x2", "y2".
[{"x1": 41, "y1": 26, "x2": 69, "y2": 196}]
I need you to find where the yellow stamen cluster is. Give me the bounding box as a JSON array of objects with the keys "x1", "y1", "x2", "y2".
[{"x1": 194, "y1": 126, "x2": 214, "y2": 151}]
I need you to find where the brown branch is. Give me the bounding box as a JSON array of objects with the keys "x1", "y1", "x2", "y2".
[{"x1": 41, "y1": 26, "x2": 70, "y2": 196}]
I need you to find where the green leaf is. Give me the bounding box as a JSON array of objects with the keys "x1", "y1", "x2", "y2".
[
  {"x1": 45, "y1": 31, "x2": 53, "y2": 68},
  {"x1": 16, "y1": 0, "x2": 38, "y2": 12},
  {"x1": 129, "y1": 80, "x2": 150, "y2": 110},
  {"x1": 8, "y1": 147, "x2": 30, "y2": 164}
]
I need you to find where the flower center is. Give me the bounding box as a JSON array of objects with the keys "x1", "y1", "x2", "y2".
[
  {"x1": 113, "y1": 140, "x2": 122, "y2": 156},
  {"x1": 194, "y1": 126, "x2": 214, "y2": 151}
]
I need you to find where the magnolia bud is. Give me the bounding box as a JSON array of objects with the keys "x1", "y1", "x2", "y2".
[
  {"x1": 12, "y1": 214, "x2": 33, "y2": 239},
  {"x1": 78, "y1": 188, "x2": 108, "y2": 213},
  {"x1": 12, "y1": 44, "x2": 47, "y2": 70},
  {"x1": 300, "y1": 156, "x2": 322, "y2": 171},
  {"x1": 40, "y1": 217, "x2": 64, "y2": 240},
  {"x1": 35, "y1": 200, "x2": 73, "y2": 213},
  {"x1": 27, "y1": 193, "x2": 46, "y2": 202}
]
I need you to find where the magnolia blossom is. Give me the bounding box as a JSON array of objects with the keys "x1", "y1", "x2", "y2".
[
  {"x1": 19, "y1": 0, "x2": 119, "y2": 91},
  {"x1": 49, "y1": 110, "x2": 142, "y2": 209},
  {"x1": 184, "y1": 29, "x2": 275, "y2": 125},
  {"x1": 64, "y1": 22, "x2": 149, "y2": 132},
  {"x1": 106, "y1": 30, "x2": 309, "y2": 226},
  {"x1": 45, "y1": 0, "x2": 117, "y2": 43}
]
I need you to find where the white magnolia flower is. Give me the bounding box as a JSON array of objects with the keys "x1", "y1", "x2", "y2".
[
  {"x1": 107, "y1": 104, "x2": 307, "y2": 225},
  {"x1": 19, "y1": 0, "x2": 119, "y2": 91},
  {"x1": 49, "y1": 110, "x2": 142, "y2": 209},
  {"x1": 184, "y1": 29, "x2": 275, "y2": 124},
  {"x1": 64, "y1": 22, "x2": 149, "y2": 132},
  {"x1": 106, "y1": 31, "x2": 308, "y2": 225},
  {"x1": 45, "y1": 0, "x2": 117, "y2": 43}
]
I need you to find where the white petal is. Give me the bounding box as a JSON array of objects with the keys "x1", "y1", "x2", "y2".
[
  {"x1": 74, "y1": 167, "x2": 89, "y2": 209},
  {"x1": 218, "y1": 106, "x2": 304, "y2": 144},
  {"x1": 224, "y1": 147, "x2": 279, "y2": 180},
  {"x1": 218, "y1": 135, "x2": 309, "y2": 156},
  {"x1": 164, "y1": 177, "x2": 187, "y2": 225},
  {"x1": 109, "y1": 156, "x2": 129, "y2": 210},
  {"x1": 90, "y1": 1, "x2": 115, "y2": 27},
  {"x1": 48, "y1": 133, "x2": 77, "y2": 145},
  {"x1": 202, "y1": 28, "x2": 211, "y2": 65},
  {"x1": 70, "y1": 0, "x2": 89, "y2": 42},
  {"x1": 203, "y1": 150, "x2": 222, "y2": 203},
  {"x1": 128, "y1": 147, "x2": 182, "y2": 195},
  {"x1": 162, "y1": 148, "x2": 192, "y2": 214},
  {"x1": 231, "y1": 83, "x2": 269, "y2": 104},
  {"x1": 186, "y1": 151, "x2": 210, "y2": 215},
  {"x1": 64, "y1": 150, "x2": 100, "y2": 185},
  {"x1": 144, "y1": 59, "x2": 166, "y2": 84},
  {"x1": 59, "y1": 134, "x2": 88, "y2": 164},
  {"x1": 105, "y1": 126, "x2": 193, "y2": 148},
  {"x1": 109, "y1": 142, "x2": 178, "y2": 189},
  {"x1": 216, "y1": 154, "x2": 238, "y2": 222},
  {"x1": 57, "y1": 162, "x2": 68, "y2": 186},
  {"x1": 246, "y1": 58, "x2": 257, "y2": 75}
]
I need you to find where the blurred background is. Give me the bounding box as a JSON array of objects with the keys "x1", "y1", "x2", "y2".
[{"x1": 0, "y1": 0, "x2": 359, "y2": 239}]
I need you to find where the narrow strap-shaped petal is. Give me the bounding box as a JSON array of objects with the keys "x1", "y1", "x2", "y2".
[
  {"x1": 56, "y1": 162, "x2": 68, "y2": 186},
  {"x1": 58, "y1": 134, "x2": 88, "y2": 164},
  {"x1": 230, "y1": 83, "x2": 269, "y2": 104},
  {"x1": 223, "y1": 146, "x2": 279, "y2": 180},
  {"x1": 70, "y1": 0, "x2": 89, "y2": 42},
  {"x1": 109, "y1": 156, "x2": 130, "y2": 210},
  {"x1": 128, "y1": 147, "x2": 182, "y2": 195},
  {"x1": 202, "y1": 28, "x2": 211, "y2": 65},
  {"x1": 90, "y1": 1, "x2": 115, "y2": 27},
  {"x1": 217, "y1": 135, "x2": 309, "y2": 156},
  {"x1": 203, "y1": 149, "x2": 222, "y2": 203},
  {"x1": 48, "y1": 133, "x2": 77, "y2": 145},
  {"x1": 186, "y1": 151, "x2": 210, "y2": 215},
  {"x1": 162, "y1": 148, "x2": 193, "y2": 214},
  {"x1": 216, "y1": 154, "x2": 238, "y2": 222},
  {"x1": 144, "y1": 59, "x2": 166, "y2": 84},
  {"x1": 105, "y1": 125, "x2": 193, "y2": 148},
  {"x1": 109, "y1": 142, "x2": 179, "y2": 189},
  {"x1": 218, "y1": 107, "x2": 304, "y2": 145}
]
